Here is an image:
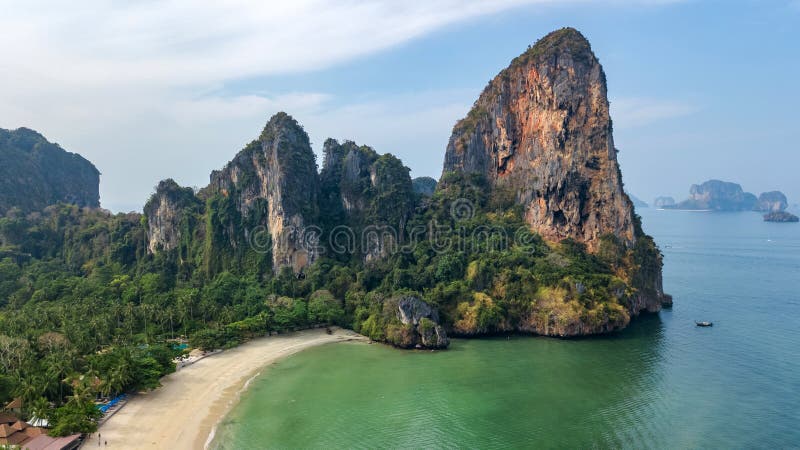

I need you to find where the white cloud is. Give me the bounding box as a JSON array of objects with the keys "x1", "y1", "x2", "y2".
[
  {"x1": 0, "y1": 0, "x2": 684, "y2": 211},
  {"x1": 0, "y1": 0, "x2": 546, "y2": 86},
  {"x1": 610, "y1": 97, "x2": 698, "y2": 128}
]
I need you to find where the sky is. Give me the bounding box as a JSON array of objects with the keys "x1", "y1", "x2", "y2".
[{"x1": 0, "y1": 0, "x2": 798, "y2": 212}]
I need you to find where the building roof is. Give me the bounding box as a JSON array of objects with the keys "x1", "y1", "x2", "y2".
[
  {"x1": 24, "y1": 426, "x2": 45, "y2": 438},
  {"x1": 0, "y1": 412, "x2": 49, "y2": 447},
  {"x1": 21, "y1": 433, "x2": 82, "y2": 450},
  {"x1": 0, "y1": 429, "x2": 29, "y2": 445},
  {"x1": 4, "y1": 397, "x2": 23, "y2": 410},
  {"x1": 0, "y1": 423, "x2": 15, "y2": 438}
]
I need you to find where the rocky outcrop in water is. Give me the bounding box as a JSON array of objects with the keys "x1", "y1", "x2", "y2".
[
  {"x1": 755, "y1": 191, "x2": 788, "y2": 212},
  {"x1": 671, "y1": 180, "x2": 757, "y2": 211},
  {"x1": 0, "y1": 128, "x2": 100, "y2": 215},
  {"x1": 764, "y1": 211, "x2": 798, "y2": 222},
  {"x1": 391, "y1": 295, "x2": 449, "y2": 349},
  {"x1": 441, "y1": 28, "x2": 636, "y2": 251}
]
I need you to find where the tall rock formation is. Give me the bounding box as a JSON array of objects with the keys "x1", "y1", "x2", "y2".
[
  {"x1": 755, "y1": 191, "x2": 788, "y2": 212},
  {"x1": 143, "y1": 179, "x2": 201, "y2": 254},
  {"x1": 319, "y1": 139, "x2": 414, "y2": 262},
  {"x1": 441, "y1": 28, "x2": 634, "y2": 251},
  {"x1": 440, "y1": 27, "x2": 670, "y2": 318},
  {"x1": 205, "y1": 113, "x2": 319, "y2": 272},
  {"x1": 0, "y1": 127, "x2": 100, "y2": 215}
]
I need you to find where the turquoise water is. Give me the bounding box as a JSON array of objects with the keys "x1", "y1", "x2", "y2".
[{"x1": 213, "y1": 209, "x2": 800, "y2": 449}]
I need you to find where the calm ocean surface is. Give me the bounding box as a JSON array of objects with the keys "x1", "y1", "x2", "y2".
[{"x1": 213, "y1": 209, "x2": 800, "y2": 449}]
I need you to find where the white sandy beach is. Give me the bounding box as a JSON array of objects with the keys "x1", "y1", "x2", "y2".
[{"x1": 93, "y1": 328, "x2": 366, "y2": 450}]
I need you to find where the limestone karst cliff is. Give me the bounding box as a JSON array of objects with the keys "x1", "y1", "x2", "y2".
[
  {"x1": 319, "y1": 139, "x2": 415, "y2": 262},
  {"x1": 439, "y1": 27, "x2": 669, "y2": 325},
  {"x1": 143, "y1": 179, "x2": 201, "y2": 255},
  {"x1": 131, "y1": 28, "x2": 671, "y2": 344},
  {"x1": 442, "y1": 28, "x2": 635, "y2": 251},
  {"x1": 205, "y1": 113, "x2": 320, "y2": 272},
  {"x1": 0, "y1": 127, "x2": 100, "y2": 215}
]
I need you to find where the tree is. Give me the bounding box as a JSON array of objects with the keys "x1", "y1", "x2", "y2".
[
  {"x1": 307, "y1": 290, "x2": 344, "y2": 325},
  {"x1": 50, "y1": 401, "x2": 100, "y2": 436}
]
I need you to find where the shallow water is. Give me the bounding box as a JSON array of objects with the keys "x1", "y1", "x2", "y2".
[{"x1": 213, "y1": 209, "x2": 800, "y2": 449}]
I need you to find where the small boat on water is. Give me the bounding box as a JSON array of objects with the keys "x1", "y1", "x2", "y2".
[{"x1": 695, "y1": 321, "x2": 713, "y2": 327}]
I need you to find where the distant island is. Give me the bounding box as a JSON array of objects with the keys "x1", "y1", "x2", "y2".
[
  {"x1": 653, "y1": 196, "x2": 676, "y2": 209},
  {"x1": 627, "y1": 193, "x2": 649, "y2": 208},
  {"x1": 764, "y1": 211, "x2": 799, "y2": 222},
  {"x1": 664, "y1": 180, "x2": 791, "y2": 213},
  {"x1": 754, "y1": 191, "x2": 788, "y2": 212}
]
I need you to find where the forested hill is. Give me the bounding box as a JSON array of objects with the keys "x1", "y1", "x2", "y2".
[{"x1": 0, "y1": 127, "x2": 100, "y2": 215}]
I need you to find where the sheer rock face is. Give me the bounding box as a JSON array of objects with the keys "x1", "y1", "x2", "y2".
[
  {"x1": 0, "y1": 128, "x2": 100, "y2": 215},
  {"x1": 207, "y1": 113, "x2": 319, "y2": 272},
  {"x1": 441, "y1": 28, "x2": 634, "y2": 251},
  {"x1": 143, "y1": 179, "x2": 200, "y2": 254},
  {"x1": 755, "y1": 191, "x2": 788, "y2": 212},
  {"x1": 320, "y1": 139, "x2": 415, "y2": 263},
  {"x1": 321, "y1": 139, "x2": 378, "y2": 215}
]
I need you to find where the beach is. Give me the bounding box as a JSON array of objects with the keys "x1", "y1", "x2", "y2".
[{"x1": 94, "y1": 328, "x2": 366, "y2": 450}]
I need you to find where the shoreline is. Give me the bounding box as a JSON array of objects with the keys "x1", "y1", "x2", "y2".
[
  {"x1": 94, "y1": 328, "x2": 367, "y2": 450},
  {"x1": 201, "y1": 369, "x2": 257, "y2": 449}
]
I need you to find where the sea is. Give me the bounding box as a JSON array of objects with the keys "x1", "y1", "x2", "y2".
[{"x1": 212, "y1": 208, "x2": 800, "y2": 449}]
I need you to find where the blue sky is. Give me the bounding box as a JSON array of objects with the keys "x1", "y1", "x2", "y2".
[{"x1": 1, "y1": 0, "x2": 798, "y2": 212}]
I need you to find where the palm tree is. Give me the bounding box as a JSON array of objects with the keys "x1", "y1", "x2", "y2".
[
  {"x1": 65, "y1": 375, "x2": 94, "y2": 408},
  {"x1": 29, "y1": 396, "x2": 51, "y2": 423},
  {"x1": 108, "y1": 363, "x2": 131, "y2": 396},
  {"x1": 14, "y1": 371, "x2": 46, "y2": 415}
]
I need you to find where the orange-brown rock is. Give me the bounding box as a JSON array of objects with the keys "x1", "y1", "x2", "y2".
[{"x1": 442, "y1": 27, "x2": 635, "y2": 251}]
